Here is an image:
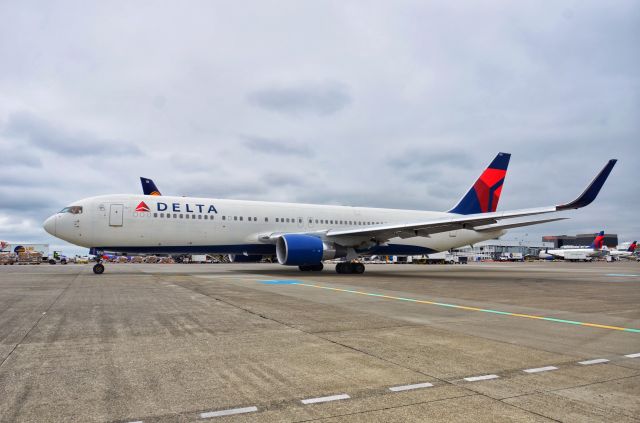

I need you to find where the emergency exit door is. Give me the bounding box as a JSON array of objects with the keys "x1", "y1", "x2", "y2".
[{"x1": 109, "y1": 204, "x2": 124, "y2": 226}]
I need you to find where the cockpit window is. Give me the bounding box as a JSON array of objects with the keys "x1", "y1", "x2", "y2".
[{"x1": 59, "y1": 206, "x2": 83, "y2": 214}]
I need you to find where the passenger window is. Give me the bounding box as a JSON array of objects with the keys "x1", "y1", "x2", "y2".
[
  {"x1": 315, "y1": 219, "x2": 318, "y2": 224},
  {"x1": 180, "y1": 214, "x2": 184, "y2": 218},
  {"x1": 173, "y1": 213, "x2": 177, "y2": 218},
  {"x1": 239, "y1": 216, "x2": 243, "y2": 221},
  {"x1": 204, "y1": 215, "x2": 208, "y2": 220},
  {"x1": 276, "y1": 218, "x2": 279, "y2": 222},
  {"x1": 222, "y1": 216, "x2": 226, "y2": 220},
  {"x1": 265, "y1": 217, "x2": 269, "y2": 222},
  {"x1": 298, "y1": 218, "x2": 302, "y2": 223},
  {"x1": 198, "y1": 215, "x2": 202, "y2": 219},
  {"x1": 154, "y1": 213, "x2": 158, "y2": 217},
  {"x1": 160, "y1": 213, "x2": 164, "y2": 218},
  {"x1": 234, "y1": 216, "x2": 237, "y2": 221}
]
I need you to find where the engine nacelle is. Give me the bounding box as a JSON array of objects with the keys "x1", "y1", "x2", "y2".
[
  {"x1": 228, "y1": 254, "x2": 263, "y2": 263},
  {"x1": 276, "y1": 234, "x2": 347, "y2": 266}
]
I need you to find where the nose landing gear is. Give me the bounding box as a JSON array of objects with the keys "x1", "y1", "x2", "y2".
[{"x1": 335, "y1": 262, "x2": 365, "y2": 274}]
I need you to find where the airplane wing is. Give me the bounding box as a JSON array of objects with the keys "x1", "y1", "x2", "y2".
[{"x1": 324, "y1": 159, "x2": 616, "y2": 243}]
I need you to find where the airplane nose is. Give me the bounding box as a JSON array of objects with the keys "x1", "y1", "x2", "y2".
[{"x1": 43, "y1": 215, "x2": 56, "y2": 236}]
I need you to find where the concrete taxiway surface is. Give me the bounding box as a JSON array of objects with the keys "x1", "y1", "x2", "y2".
[{"x1": 1, "y1": 261, "x2": 639, "y2": 422}]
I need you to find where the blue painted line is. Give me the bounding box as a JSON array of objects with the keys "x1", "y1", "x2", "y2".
[
  {"x1": 259, "y1": 280, "x2": 300, "y2": 285},
  {"x1": 606, "y1": 274, "x2": 640, "y2": 277}
]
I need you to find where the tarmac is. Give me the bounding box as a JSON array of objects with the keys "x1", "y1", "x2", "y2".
[{"x1": 1, "y1": 261, "x2": 639, "y2": 422}]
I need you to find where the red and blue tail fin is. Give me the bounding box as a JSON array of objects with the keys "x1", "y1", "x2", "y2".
[
  {"x1": 590, "y1": 231, "x2": 605, "y2": 249},
  {"x1": 140, "y1": 177, "x2": 161, "y2": 196},
  {"x1": 628, "y1": 241, "x2": 637, "y2": 252},
  {"x1": 448, "y1": 152, "x2": 511, "y2": 215}
]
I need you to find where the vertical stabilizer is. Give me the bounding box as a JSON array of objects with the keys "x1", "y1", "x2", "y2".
[
  {"x1": 140, "y1": 177, "x2": 162, "y2": 196},
  {"x1": 448, "y1": 152, "x2": 511, "y2": 215},
  {"x1": 590, "y1": 231, "x2": 605, "y2": 249}
]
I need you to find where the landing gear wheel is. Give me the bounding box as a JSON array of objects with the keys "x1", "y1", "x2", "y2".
[
  {"x1": 300, "y1": 263, "x2": 324, "y2": 272},
  {"x1": 336, "y1": 262, "x2": 365, "y2": 274},
  {"x1": 93, "y1": 263, "x2": 105, "y2": 274}
]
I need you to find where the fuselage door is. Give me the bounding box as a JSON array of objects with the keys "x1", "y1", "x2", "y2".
[{"x1": 109, "y1": 204, "x2": 124, "y2": 227}]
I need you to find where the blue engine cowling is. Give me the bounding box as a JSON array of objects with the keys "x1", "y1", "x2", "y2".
[{"x1": 276, "y1": 234, "x2": 323, "y2": 266}]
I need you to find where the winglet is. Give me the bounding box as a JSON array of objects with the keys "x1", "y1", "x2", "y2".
[
  {"x1": 140, "y1": 177, "x2": 162, "y2": 196},
  {"x1": 555, "y1": 159, "x2": 616, "y2": 211}
]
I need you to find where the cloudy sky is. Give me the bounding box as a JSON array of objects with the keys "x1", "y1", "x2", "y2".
[{"x1": 0, "y1": 1, "x2": 638, "y2": 254}]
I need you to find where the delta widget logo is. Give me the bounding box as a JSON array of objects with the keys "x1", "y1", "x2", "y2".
[{"x1": 136, "y1": 201, "x2": 150, "y2": 212}]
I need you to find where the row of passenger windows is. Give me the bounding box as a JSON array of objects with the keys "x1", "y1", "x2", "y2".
[{"x1": 133, "y1": 212, "x2": 385, "y2": 226}]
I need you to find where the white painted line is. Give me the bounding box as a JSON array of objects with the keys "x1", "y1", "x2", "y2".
[
  {"x1": 128, "y1": 421, "x2": 143, "y2": 423},
  {"x1": 464, "y1": 374, "x2": 499, "y2": 382},
  {"x1": 200, "y1": 406, "x2": 258, "y2": 418},
  {"x1": 624, "y1": 353, "x2": 640, "y2": 358},
  {"x1": 579, "y1": 358, "x2": 609, "y2": 365},
  {"x1": 301, "y1": 394, "x2": 350, "y2": 404},
  {"x1": 523, "y1": 366, "x2": 558, "y2": 373},
  {"x1": 389, "y1": 382, "x2": 434, "y2": 392}
]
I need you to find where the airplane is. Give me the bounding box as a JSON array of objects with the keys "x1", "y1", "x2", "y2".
[
  {"x1": 539, "y1": 231, "x2": 608, "y2": 260},
  {"x1": 608, "y1": 241, "x2": 637, "y2": 259},
  {"x1": 43, "y1": 153, "x2": 617, "y2": 275},
  {"x1": 140, "y1": 177, "x2": 162, "y2": 196}
]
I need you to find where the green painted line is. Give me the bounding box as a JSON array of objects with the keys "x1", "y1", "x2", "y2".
[{"x1": 282, "y1": 282, "x2": 640, "y2": 334}]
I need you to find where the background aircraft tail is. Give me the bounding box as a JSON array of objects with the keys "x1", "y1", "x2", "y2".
[
  {"x1": 628, "y1": 241, "x2": 637, "y2": 252},
  {"x1": 448, "y1": 152, "x2": 511, "y2": 215},
  {"x1": 590, "y1": 231, "x2": 605, "y2": 249},
  {"x1": 140, "y1": 177, "x2": 161, "y2": 196}
]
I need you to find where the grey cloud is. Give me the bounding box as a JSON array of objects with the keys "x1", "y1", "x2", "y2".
[
  {"x1": 242, "y1": 135, "x2": 313, "y2": 157},
  {"x1": 3, "y1": 112, "x2": 143, "y2": 157},
  {"x1": 388, "y1": 150, "x2": 474, "y2": 180},
  {"x1": 247, "y1": 81, "x2": 351, "y2": 117},
  {"x1": 0, "y1": 1, "x2": 637, "y2": 249},
  {"x1": 262, "y1": 172, "x2": 307, "y2": 187},
  {"x1": 0, "y1": 149, "x2": 42, "y2": 168}
]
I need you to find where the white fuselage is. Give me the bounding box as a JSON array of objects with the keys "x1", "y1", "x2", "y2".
[
  {"x1": 44, "y1": 194, "x2": 504, "y2": 257},
  {"x1": 545, "y1": 247, "x2": 605, "y2": 259}
]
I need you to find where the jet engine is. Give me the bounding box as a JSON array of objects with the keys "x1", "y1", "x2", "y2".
[{"x1": 276, "y1": 234, "x2": 347, "y2": 266}]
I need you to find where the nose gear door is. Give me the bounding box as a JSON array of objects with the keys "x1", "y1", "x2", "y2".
[{"x1": 109, "y1": 204, "x2": 124, "y2": 226}]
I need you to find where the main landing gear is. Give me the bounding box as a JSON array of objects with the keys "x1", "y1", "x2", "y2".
[
  {"x1": 298, "y1": 263, "x2": 324, "y2": 272},
  {"x1": 336, "y1": 262, "x2": 365, "y2": 274},
  {"x1": 93, "y1": 262, "x2": 105, "y2": 274}
]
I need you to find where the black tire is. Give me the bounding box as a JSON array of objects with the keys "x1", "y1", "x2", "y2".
[
  {"x1": 299, "y1": 265, "x2": 310, "y2": 271},
  {"x1": 49, "y1": 259, "x2": 56, "y2": 265},
  {"x1": 93, "y1": 263, "x2": 105, "y2": 274},
  {"x1": 354, "y1": 263, "x2": 365, "y2": 274},
  {"x1": 335, "y1": 263, "x2": 345, "y2": 274},
  {"x1": 311, "y1": 263, "x2": 324, "y2": 271}
]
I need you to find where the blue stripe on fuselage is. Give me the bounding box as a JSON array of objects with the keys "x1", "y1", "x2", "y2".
[{"x1": 93, "y1": 243, "x2": 438, "y2": 256}]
